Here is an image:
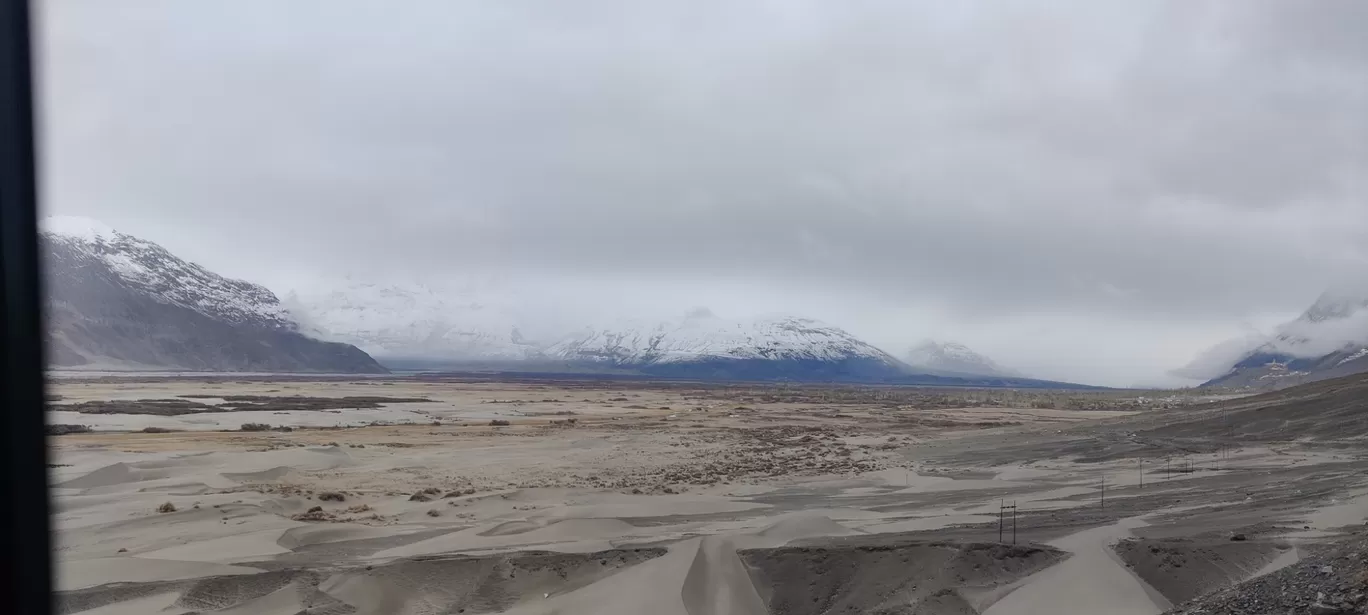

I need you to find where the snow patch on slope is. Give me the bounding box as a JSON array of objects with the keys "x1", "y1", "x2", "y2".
[{"x1": 1337, "y1": 347, "x2": 1368, "y2": 366}]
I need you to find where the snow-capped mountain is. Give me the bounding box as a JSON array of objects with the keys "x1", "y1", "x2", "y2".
[
  {"x1": 1299, "y1": 287, "x2": 1368, "y2": 324},
  {"x1": 43, "y1": 216, "x2": 293, "y2": 329},
  {"x1": 1201, "y1": 287, "x2": 1368, "y2": 389},
  {"x1": 904, "y1": 340, "x2": 1021, "y2": 378},
  {"x1": 42, "y1": 216, "x2": 384, "y2": 373},
  {"x1": 284, "y1": 279, "x2": 544, "y2": 362},
  {"x1": 546, "y1": 309, "x2": 912, "y2": 382}
]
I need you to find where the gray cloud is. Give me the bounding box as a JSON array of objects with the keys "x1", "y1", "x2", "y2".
[{"x1": 37, "y1": 0, "x2": 1368, "y2": 386}]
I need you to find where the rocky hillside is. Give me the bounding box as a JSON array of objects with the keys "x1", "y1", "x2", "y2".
[
  {"x1": 42, "y1": 216, "x2": 385, "y2": 373},
  {"x1": 1151, "y1": 370, "x2": 1368, "y2": 442},
  {"x1": 1166, "y1": 532, "x2": 1368, "y2": 615}
]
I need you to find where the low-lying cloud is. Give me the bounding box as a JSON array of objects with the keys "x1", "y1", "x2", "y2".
[
  {"x1": 1173, "y1": 304, "x2": 1368, "y2": 382},
  {"x1": 36, "y1": 0, "x2": 1368, "y2": 387}
]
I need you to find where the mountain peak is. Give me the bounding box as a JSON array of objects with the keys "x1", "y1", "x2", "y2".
[
  {"x1": 41, "y1": 220, "x2": 293, "y2": 330},
  {"x1": 905, "y1": 340, "x2": 1019, "y2": 378},
  {"x1": 548, "y1": 312, "x2": 904, "y2": 372},
  {"x1": 41, "y1": 215, "x2": 122, "y2": 242},
  {"x1": 1301, "y1": 287, "x2": 1368, "y2": 323},
  {"x1": 1196, "y1": 283, "x2": 1368, "y2": 388},
  {"x1": 42, "y1": 222, "x2": 382, "y2": 373}
]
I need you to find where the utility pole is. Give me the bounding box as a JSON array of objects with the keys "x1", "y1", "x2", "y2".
[
  {"x1": 999, "y1": 499, "x2": 1017, "y2": 544},
  {"x1": 1100, "y1": 474, "x2": 1105, "y2": 509},
  {"x1": 1012, "y1": 500, "x2": 1018, "y2": 544},
  {"x1": 1139, "y1": 458, "x2": 1143, "y2": 488}
]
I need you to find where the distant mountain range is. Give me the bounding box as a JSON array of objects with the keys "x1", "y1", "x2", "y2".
[
  {"x1": 40, "y1": 217, "x2": 1095, "y2": 387},
  {"x1": 1200, "y1": 288, "x2": 1368, "y2": 389},
  {"x1": 543, "y1": 309, "x2": 911, "y2": 382},
  {"x1": 903, "y1": 340, "x2": 1023, "y2": 378},
  {"x1": 42, "y1": 216, "x2": 385, "y2": 373}
]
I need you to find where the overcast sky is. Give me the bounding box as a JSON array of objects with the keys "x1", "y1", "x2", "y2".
[{"x1": 36, "y1": 0, "x2": 1368, "y2": 387}]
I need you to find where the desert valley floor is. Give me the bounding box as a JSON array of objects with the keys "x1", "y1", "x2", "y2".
[{"x1": 47, "y1": 375, "x2": 1368, "y2": 615}]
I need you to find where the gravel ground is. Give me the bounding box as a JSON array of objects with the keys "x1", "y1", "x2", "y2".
[{"x1": 1167, "y1": 530, "x2": 1368, "y2": 615}]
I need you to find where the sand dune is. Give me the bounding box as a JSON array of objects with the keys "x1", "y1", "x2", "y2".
[
  {"x1": 140, "y1": 527, "x2": 293, "y2": 562},
  {"x1": 57, "y1": 557, "x2": 262, "y2": 591},
  {"x1": 499, "y1": 538, "x2": 744, "y2": 615},
  {"x1": 375, "y1": 518, "x2": 647, "y2": 558},
  {"x1": 751, "y1": 513, "x2": 864, "y2": 544},
  {"x1": 276, "y1": 524, "x2": 404, "y2": 549},
  {"x1": 58, "y1": 462, "x2": 167, "y2": 490},
  {"x1": 1113, "y1": 537, "x2": 1293, "y2": 604},
  {"x1": 220, "y1": 465, "x2": 302, "y2": 483},
  {"x1": 319, "y1": 548, "x2": 666, "y2": 615},
  {"x1": 741, "y1": 537, "x2": 1064, "y2": 614},
  {"x1": 57, "y1": 513, "x2": 1064, "y2": 615}
]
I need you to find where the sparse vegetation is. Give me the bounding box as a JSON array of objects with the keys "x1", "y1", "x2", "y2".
[
  {"x1": 489, "y1": 419, "x2": 511, "y2": 426},
  {"x1": 46, "y1": 424, "x2": 92, "y2": 436},
  {"x1": 292, "y1": 508, "x2": 330, "y2": 522},
  {"x1": 156, "y1": 502, "x2": 176, "y2": 513},
  {"x1": 240, "y1": 423, "x2": 272, "y2": 432},
  {"x1": 141, "y1": 426, "x2": 174, "y2": 433},
  {"x1": 318, "y1": 492, "x2": 346, "y2": 502},
  {"x1": 52, "y1": 395, "x2": 433, "y2": 416},
  {"x1": 409, "y1": 487, "x2": 443, "y2": 502}
]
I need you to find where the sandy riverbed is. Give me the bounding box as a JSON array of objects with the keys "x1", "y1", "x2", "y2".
[{"x1": 47, "y1": 376, "x2": 1368, "y2": 614}]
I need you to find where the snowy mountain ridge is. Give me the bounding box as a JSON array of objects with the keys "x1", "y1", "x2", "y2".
[
  {"x1": 904, "y1": 340, "x2": 1021, "y2": 378},
  {"x1": 42, "y1": 216, "x2": 293, "y2": 329},
  {"x1": 547, "y1": 310, "x2": 904, "y2": 366},
  {"x1": 41, "y1": 216, "x2": 383, "y2": 373}
]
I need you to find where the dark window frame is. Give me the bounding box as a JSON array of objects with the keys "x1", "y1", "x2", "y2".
[{"x1": 0, "y1": 1, "x2": 55, "y2": 614}]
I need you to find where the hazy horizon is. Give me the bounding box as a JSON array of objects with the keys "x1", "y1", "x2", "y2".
[{"x1": 37, "y1": 0, "x2": 1368, "y2": 388}]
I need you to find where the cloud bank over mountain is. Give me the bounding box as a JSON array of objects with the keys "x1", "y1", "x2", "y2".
[{"x1": 38, "y1": 0, "x2": 1368, "y2": 387}]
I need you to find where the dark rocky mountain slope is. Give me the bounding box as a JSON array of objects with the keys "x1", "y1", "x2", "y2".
[{"x1": 42, "y1": 216, "x2": 385, "y2": 373}]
